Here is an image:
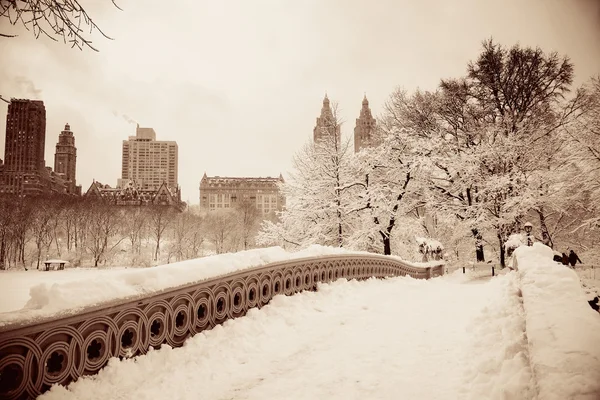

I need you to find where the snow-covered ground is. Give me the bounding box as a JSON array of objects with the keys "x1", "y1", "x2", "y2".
[
  {"x1": 5, "y1": 243, "x2": 599, "y2": 399},
  {"x1": 41, "y1": 272, "x2": 535, "y2": 400}
]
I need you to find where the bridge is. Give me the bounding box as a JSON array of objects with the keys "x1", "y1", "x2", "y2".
[
  {"x1": 0, "y1": 245, "x2": 599, "y2": 400},
  {"x1": 0, "y1": 253, "x2": 443, "y2": 399}
]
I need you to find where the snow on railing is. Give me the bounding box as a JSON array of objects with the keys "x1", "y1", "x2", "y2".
[
  {"x1": 0, "y1": 253, "x2": 443, "y2": 400},
  {"x1": 513, "y1": 243, "x2": 600, "y2": 400}
]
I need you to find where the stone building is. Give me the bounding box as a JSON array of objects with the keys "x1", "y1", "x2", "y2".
[
  {"x1": 353, "y1": 95, "x2": 378, "y2": 152},
  {"x1": 84, "y1": 179, "x2": 185, "y2": 211},
  {"x1": 54, "y1": 123, "x2": 81, "y2": 195},
  {"x1": 121, "y1": 125, "x2": 178, "y2": 191},
  {"x1": 0, "y1": 99, "x2": 71, "y2": 196},
  {"x1": 199, "y1": 173, "x2": 285, "y2": 215},
  {"x1": 313, "y1": 95, "x2": 341, "y2": 144}
]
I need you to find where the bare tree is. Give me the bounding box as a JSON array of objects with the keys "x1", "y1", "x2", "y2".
[
  {"x1": 122, "y1": 207, "x2": 147, "y2": 255},
  {"x1": 234, "y1": 198, "x2": 260, "y2": 250},
  {"x1": 205, "y1": 210, "x2": 237, "y2": 254},
  {"x1": 86, "y1": 202, "x2": 124, "y2": 267},
  {"x1": 0, "y1": 0, "x2": 121, "y2": 51},
  {"x1": 148, "y1": 206, "x2": 175, "y2": 261}
]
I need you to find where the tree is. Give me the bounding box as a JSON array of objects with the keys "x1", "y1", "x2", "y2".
[
  {"x1": 122, "y1": 207, "x2": 147, "y2": 255},
  {"x1": 86, "y1": 202, "x2": 123, "y2": 267},
  {"x1": 0, "y1": 0, "x2": 121, "y2": 51},
  {"x1": 259, "y1": 101, "x2": 356, "y2": 249},
  {"x1": 148, "y1": 206, "x2": 175, "y2": 261},
  {"x1": 561, "y1": 77, "x2": 600, "y2": 230},
  {"x1": 349, "y1": 121, "x2": 426, "y2": 255},
  {"x1": 205, "y1": 209, "x2": 237, "y2": 254},
  {"x1": 234, "y1": 198, "x2": 260, "y2": 251}
]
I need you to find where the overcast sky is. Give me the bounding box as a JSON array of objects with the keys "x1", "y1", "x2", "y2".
[{"x1": 0, "y1": 0, "x2": 598, "y2": 204}]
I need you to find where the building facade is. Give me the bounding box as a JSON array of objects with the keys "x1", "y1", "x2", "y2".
[
  {"x1": 354, "y1": 95, "x2": 378, "y2": 153},
  {"x1": 199, "y1": 173, "x2": 285, "y2": 215},
  {"x1": 54, "y1": 123, "x2": 81, "y2": 195},
  {"x1": 84, "y1": 180, "x2": 185, "y2": 211},
  {"x1": 121, "y1": 125, "x2": 178, "y2": 191},
  {"x1": 313, "y1": 95, "x2": 341, "y2": 144},
  {"x1": 0, "y1": 99, "x2": 70, "y2": 196}
]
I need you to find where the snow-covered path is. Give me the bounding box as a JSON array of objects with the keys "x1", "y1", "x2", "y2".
[{"x1": 41, "y1": 273, "x2": 533, "y2": 400}]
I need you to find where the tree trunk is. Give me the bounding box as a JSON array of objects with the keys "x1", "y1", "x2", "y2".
[
  {"x1": 472, "y1": 228, "x2": 485, "y2": 262},
  {"x1": 380, "y1": 231, "x2": 392, "y2": 255},
  {"x1": 0, "y1": 233, "x2": 5, "y2": 271},
  {"x1": 536, "y1": 208, "x2": 553, "y2": 248},
  {"x1": 498, "y1": 233, "x2": 506, "y2": 268}
]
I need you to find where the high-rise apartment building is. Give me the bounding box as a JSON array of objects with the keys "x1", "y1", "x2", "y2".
[
  {"x1": 354, "y1": 95, "x2": 377, "y2": 152},
  {"x1": 54, "y1": 123, "x2": 80, "y2": 194},
  {"x1": 0, "y1": 99, "x2": 69, "y2": 195},
  {"x1": 120, "y1": 125, "x2": 178, "y2": 190},
  {"x1": 3, "y1": 99, "x2": 46, "y2": 173},
  {"x1": 313, "y1": 95, "x2": 341, "y2": 143},
  {"x1": 199, "y1": 173, "x2": 285, "y2": 215}
]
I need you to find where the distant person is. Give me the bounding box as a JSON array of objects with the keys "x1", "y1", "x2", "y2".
[
  {"x1": 561, "y1": 253, "x2": 569, "y2": 266},
  {"x1": 553, "y1": 253, "x2": 562, "y2": 263},
  {"x1": 568, "y1": 250, "x2": 582, "y2": 267}
]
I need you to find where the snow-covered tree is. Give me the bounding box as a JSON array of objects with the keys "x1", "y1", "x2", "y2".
[{"x1": 259, "y1": 101, "x2": 356, "y2": 249}]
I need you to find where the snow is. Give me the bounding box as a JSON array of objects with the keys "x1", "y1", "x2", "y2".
[
  {"x1": 513, "y1": 243, "x2": 600, "y2": 400},
  {"x1": 0, "y1": 245, "x2": 420, "y2": 326},
  {"x1": 505, "y1": 233, "x2": 525, "y2": 250},
  {"x1": 40, "y1": 273, "x2": 534, "y2": 400},
  {"x1": 415, "y1": 236, "x2": 444, "y2": 250}
]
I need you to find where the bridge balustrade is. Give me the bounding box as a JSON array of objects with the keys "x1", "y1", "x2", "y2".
[{"x1": 0, "y1": 254, "x2": 443, "y2": 400}]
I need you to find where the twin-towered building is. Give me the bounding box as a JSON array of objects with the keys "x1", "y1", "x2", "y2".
[
  {"x1": 0, "y1": 99, "x2": 81, "y2": 196},
  {"x1": 313, "y1": 94, "x2": 378, "y2": 152},
  {"x1": 199, "y1": 95, "x2": 378, "y2": 214}
]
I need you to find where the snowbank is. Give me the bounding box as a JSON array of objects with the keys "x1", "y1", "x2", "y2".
[
  {"x1": 513, "y1": 243, "x2": 600, "y2": 399},
  {"x1": 0, "y1": 245, "x2": 418, "y2": 326}
]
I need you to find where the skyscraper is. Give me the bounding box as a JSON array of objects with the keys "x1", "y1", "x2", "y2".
[
  {"x1": 54, "y1": 123, "x2": 80, "y2": 194},
  {"x1": 0, "y1": 99, "x2": 76, "y2": 196},
  {"x1": 313, "y1": 95, "x2": 341, "y2": 144},
  {"x1": 120, "y1": 125, "x2": 178, "y2": 190},
  {"x1": 354, "y1": 95, "x2": 377, "y2": 153},
  {"x1": 3, "y1": 99, "x2": 46, "y2": 174}
]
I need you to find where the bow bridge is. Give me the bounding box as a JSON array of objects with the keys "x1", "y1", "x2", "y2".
[{"x1": 0, "y1": 254, "x2": 443, "y2": 400}]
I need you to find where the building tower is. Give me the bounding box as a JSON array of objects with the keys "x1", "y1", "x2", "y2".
[
  {"x1": 0, "y1": 99, "x2": 46, "y2": 195},
  {"x1": 54, "y1": 123, "x2": 78, "y2": 194},
  {"x1": 313, "y1": 94, "x2": 341, "y2": 143},
  {"x1": 354, "y1": 94, "x2": 377, "y2": 153},
  {"x1": 3, "y1": 99, "x2": 46, "y2": 173},
  {"x1": 120, "y1": 125, "x2": 178, "y2": 190}
]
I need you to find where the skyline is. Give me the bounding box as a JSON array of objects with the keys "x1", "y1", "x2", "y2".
[{"x1": 1, "y1": 0, "x2": 599, "y2": 203}]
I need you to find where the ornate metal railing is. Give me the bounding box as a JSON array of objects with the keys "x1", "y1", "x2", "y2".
[{"x1": 0, "y1": 254, "x2": 443, "y2": 399}]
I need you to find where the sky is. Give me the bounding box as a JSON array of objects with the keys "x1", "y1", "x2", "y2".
[{"x1": 0, "y1": 0, "x2": 599, "y2": 204}]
